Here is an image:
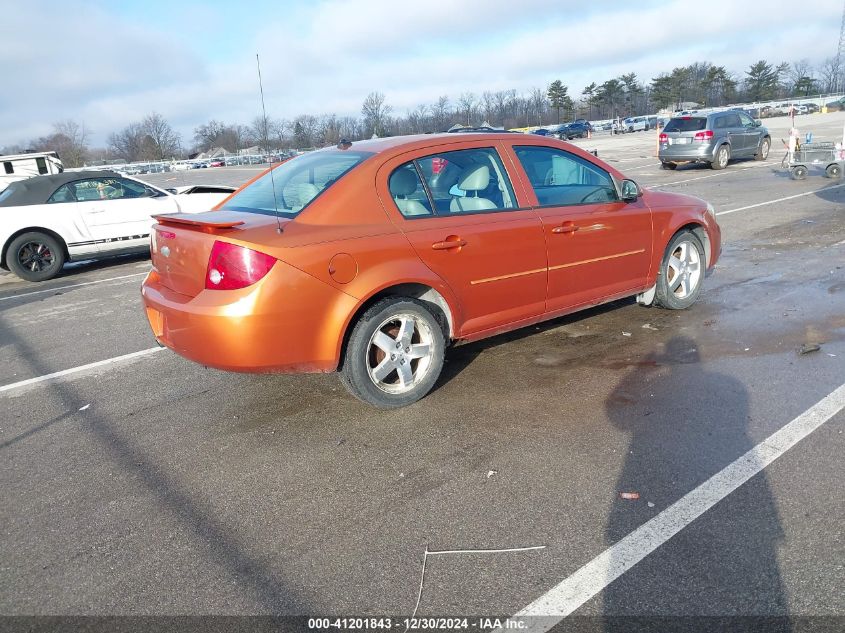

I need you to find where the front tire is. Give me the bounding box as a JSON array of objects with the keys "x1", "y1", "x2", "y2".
[
  {"x1": 825, "y1": 163, "x2": 842, "y2": 179},
  {"x1": 6, "y1": 232, "x2": 66, "y2": 282},
  {"x1": 654, "y1": 231, "x2": 705, "y2": 310},
  {"x1": 791, "y1": 165, "x2": 808, "y2": 180},
  {"x1": 711, "y1": 145, "x2": 730, "y2": 170},
  {"x1": 755, "y1": 138, "x2": 770, "y2": 161},
  {"x1": 661, "y1": 161, "x2": 678, "y2": 170},
  {"x1": 340, "y1": 297, "x2": 446, "y2": 408}
]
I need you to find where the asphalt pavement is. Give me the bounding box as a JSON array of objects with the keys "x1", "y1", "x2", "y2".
[{"x1": 1, "y1": 113, "x2": 843, "y2": 629}]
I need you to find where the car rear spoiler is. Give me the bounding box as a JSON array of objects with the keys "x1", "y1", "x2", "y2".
[{"x1": 153, "y1": 212, "x2": 245, "y2": 233}]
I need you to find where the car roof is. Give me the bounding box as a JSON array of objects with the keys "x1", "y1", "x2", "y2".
[
  {"x1": 0, "y1": 170, "x2": 121, "y2": 207},
  {"x1": 325, "y1": 133, "x2": 542, "y2": 158}
]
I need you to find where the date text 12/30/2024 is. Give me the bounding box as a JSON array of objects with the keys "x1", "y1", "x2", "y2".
[{"x1": 307, "y1": 617, "x2": 527, "y2": 630}]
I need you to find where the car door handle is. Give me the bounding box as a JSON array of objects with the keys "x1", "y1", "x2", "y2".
[
  {"x1": 552, "y1": 222, "x2": 579, "y2": 234},
  {"x1": 431, "y1": 238, "x2": 467, "y2": 250},
  {"x1": 88, "y1": 209, "x2": 106, "y2": 214}
]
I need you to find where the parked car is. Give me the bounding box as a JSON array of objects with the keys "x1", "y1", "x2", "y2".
[
  {"x1": 209, "y1": 159, "x2": 226, "y2": 167},
  {"x1": 141, "y1": 133, "x2": 721, "y2": 408},
  {"x1": 0, "y1": 171, "x2": 236, "y2": 281},
  {"x1": 658, "y1": 111, "x2": 771, "y2": 170},
  {"x1": 622, "y1": 116, "x2": 652, "y2": 133},
  {"x1": 558, "y1": 121, "x2": 593, "y2": 139}
]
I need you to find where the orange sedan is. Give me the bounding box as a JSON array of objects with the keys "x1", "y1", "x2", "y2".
[{"x1": 141, "y1": 133, "x2": 721, "y2": 408}]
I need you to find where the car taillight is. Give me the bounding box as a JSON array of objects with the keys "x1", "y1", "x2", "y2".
[
  {"x1": 693, "y1": 130, "x2": 714, "y2": 142},
  {"x1": 205, "y1": 240, "x2": 276, "y2": 290},
  {"x1": 659, "y1": 133, "x2": 668, "y2": 144}
]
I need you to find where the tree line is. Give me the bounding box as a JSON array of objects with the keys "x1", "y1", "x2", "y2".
[{"x1": 2, "y1": 56, "x2": 839, "y2": 167}]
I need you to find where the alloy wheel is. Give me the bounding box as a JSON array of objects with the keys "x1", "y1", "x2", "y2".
[
  {"x1": 666, "y1": 240, "x2": 702, "y2": 300},
  {"x1": 17, "y1": 241, "x2": 56, "y2": 273},
  {"x1": 366, "y1": 313, "x2": 435, "y2": 394}
]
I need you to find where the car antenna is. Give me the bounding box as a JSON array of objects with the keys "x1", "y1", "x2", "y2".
[{"x1": 256, "y1": 53, "x2": 283, "y2": 234}]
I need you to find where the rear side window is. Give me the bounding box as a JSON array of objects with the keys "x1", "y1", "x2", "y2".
[
  {"x1": 513, "y1": 146, "x2": 618, "y2": 206},
  {"x1": 413, "y1": 147, "x2": 517, "y2": 214},
  {"x1": 388, "y1": 163, "x2": 433, "y2": 217},
  {"x1": 36, "y1": 157, "x2": 48, "y2": 175},
  {"x1": 3, "y1": 162, "x2": 12, "y2": 174},
  {"x1": 664, "y1": 118, "x2": 707, "y2": 133},
  {"x1": 221, "y1": 150, "x2": 373, "y2": 217},
  {"x1": 48, "y1": 184, "x2": 77, "y2": 203}
]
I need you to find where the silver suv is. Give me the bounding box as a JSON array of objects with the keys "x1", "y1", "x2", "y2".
[{"x1": 658, "y1": 111, "x2": 771, "y2": 170}]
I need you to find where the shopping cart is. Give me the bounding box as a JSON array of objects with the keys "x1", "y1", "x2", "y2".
[{"x1": 784, "y1": 141, "x2": 845, "y2": 180}]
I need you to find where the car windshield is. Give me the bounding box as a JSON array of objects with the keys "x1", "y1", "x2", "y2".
[
  {"x1": 221, "y1": 150, "x2": 373, "y2": 217},
  {"x1": 664, "y1": 118, "x2": 707, "y2": 133}
]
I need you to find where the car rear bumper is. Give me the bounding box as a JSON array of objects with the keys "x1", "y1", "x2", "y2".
[
  {"x1": 659, "y1": 142, "x2": 719, "y2": 162},
  {"x1": 141, "y1": 263, "x2": 357, "y2": 373}
]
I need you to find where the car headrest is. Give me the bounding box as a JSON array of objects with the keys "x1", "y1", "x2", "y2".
[
  {"x1": 389, "y1": 169, "x2": 418, "y2": 197},
  {"x1": 458, "y1": 165, "x2": 490, "y2": 191}
]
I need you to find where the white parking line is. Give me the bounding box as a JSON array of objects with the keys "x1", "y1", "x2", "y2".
[
  {"x1": 716, "y1": 183, "x2": 845, "y2": 216},
  {"x1": 0, "y1": 347, "x2": 165, "y2": 394},
  {"x1": 503, "y1": 383, "x2": 845, "y2": 630},
  {"x1": 0, "y1": 272, "x2": 147, "y2": 302},
  {"x1": 621, "y1": 162, "x2": 659, "y2": 172}
]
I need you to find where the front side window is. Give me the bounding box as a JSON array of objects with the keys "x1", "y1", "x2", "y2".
[
  {"x1": 221, "y1": 150, "x2": 373, "y2": 217},
  {"x1": 72, "y1": 177, "x2": 150, "y2": 201},
  {"x1": 36, "y1": 157, "x2": 47, "y2": 175},
  {"x1": 513, "y1": 146, "x2": 618, "y2": 206},
  {"x1": 738, "y1": 112, "x2": 756, "y2": 128},
  {"x1": 412, "y1": 147, "x2": 517, "y2": 214},
  {"x1": 3, "y1": 162, "x2": 12, "y2": 175}
]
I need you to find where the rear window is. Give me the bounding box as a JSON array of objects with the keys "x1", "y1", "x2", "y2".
[
  {"x1": 221, "y1": 150, "x2": 373, "y2": 217},
  {"x1": 663, "y1": 118, "x2": 707, "y2": 133}
]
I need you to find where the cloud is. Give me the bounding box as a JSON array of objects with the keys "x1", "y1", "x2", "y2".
[{"x1": 1, "y1": 0, "x2": 840, "y2": 149}]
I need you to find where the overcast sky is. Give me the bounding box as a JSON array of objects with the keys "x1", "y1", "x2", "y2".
[{"x1": 2, "y1": 0, "x2": 842, "y2": 147}]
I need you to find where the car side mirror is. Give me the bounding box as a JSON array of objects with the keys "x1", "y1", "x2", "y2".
[
  {"x1": 620, "y1": 179, "x2": 640, "y2": 202},
  {"x1": 754, "y1": 120, "x2": 762, "y2": 127},
  {"x1": 165, "y1": 188, "x2": 177, "y2": 195}
]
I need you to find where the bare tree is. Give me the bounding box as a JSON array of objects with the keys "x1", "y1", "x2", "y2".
[
  {"x1": 272, "y1": 119, "x2": 291, "y2": 149},
  {"x1": 48, "y1": 120, "x2": 90, "y2": 167},
  {"x1": 431, "y1": 96, "x2": 451, "y2": 131},
  {"x1": 108, "y1": 122, "x2": 145, "y2": 162},
  {"x1": 140, "y1": 112, "x2": 180, "y2": 160},
  {"x1": 292, "y1": 115, "x2": 318, "y2": 148},
  {"x1": 250, "y1": 115, "x2": 273, "y2": 152},
  {"x1": 361, "y1": 92, "x2": 391, "y2": 137},
  {"x1": 458, "y1": 92, "x2": 477, "y2": 125},
  {"x1": 817, "y1": 57, "x2": 841, "y2": 93},
  {"x1": 788, "y1": 59, "x2": 813, "y2": 88},
  {"x1": 193, "y1": 120, "x2": 227, "y2": 152},
  {"x1": 407, "y1": 104, "x2": 430, "y2": 133}
]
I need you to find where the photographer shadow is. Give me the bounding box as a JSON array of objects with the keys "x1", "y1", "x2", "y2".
[{"x1": 602, "y1": 336, "x2": 790, "y2": 632}]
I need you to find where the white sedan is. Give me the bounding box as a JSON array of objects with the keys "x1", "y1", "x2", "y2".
[{"x1": 0, "y1": 170, "x2": 235, "y2": 281}]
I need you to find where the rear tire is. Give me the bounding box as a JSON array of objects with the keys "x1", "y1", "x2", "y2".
[
  {"x1": 340, "y1": 297, "x2": 446, "y2": 409},
  {"x1": 661, "y1": 161, "x2": 678, "y2": 170},
  {"x1": 711, "y1": 145, "x2": 730, "y2": 170},
  {"x1": 6, "y1": 232, "x2": 66, "y2": 282},
  {"x1": 654, "y1": 231, "x2": 705, "y2": 310}
]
